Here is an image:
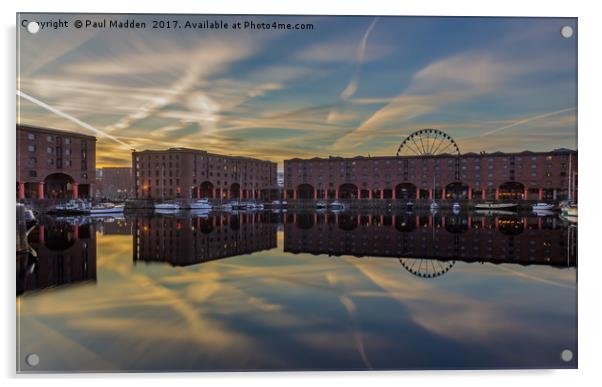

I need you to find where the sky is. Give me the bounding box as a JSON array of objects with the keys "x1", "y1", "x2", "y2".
[{"x1": 17, "y1": 14, "x2": 577, "y2": 168}]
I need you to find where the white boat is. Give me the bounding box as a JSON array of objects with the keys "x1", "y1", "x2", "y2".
[
  {"x1": 271, "y1": 200, "x2": 288, "y2": 207},
  {"x1": 532, "y1": 202, "x2": 555, "y2": 211},
  {"x1": 430, "y1": 201, "x2": 439, "y2": 212},
  {"x1": 90, "y1": 203, "x2": 125, "y2": 215},
  {"x1": 406, "y1": 201, "x2": 414, "y2": 211},
  {"x1": 24, "y1": 207, "x2": 36, "y2": 223},
  {"x1": 533, "y1": 209, "x2": 555, "y2": 217},
  {"x1": 188, "y1": 198, "x2": 212, "y2": 210},
  {"x1": 475, "y1": 202, "x2": 518, "y2": 210},
  {"x1": 53, "y1": 199, "x2": 89, "y2": 213},
  {"x1": 220, "y1": 202, "x2": 234, "y2": 211},
  {"x1": 475, "y1": 209, "x2": 517, "y2": 216},
  {"x1": 452, "y1": 202, "x2": 461, "y2": 213},
  {"x1": 154, "y1": 202, "x2": 181, "y2": 211},
  {"x1": 316, "y1": 201, "x2": 327, "y2": 209},
  {"x1": 328, "y1": 201, "x2": 345, "y2": 209}
]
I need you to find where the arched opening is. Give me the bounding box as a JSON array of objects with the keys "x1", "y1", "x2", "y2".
[
  {"x1": 24, "y1": 182, "x2": 39, "y2": 199},
  {"x1": 230, "y1": 183, "x2": 241, "y2": 199},
  {"x1": 44, "y1": 173, "x2": 75, "y2": 199},
  {"x1": 296, "y1": 213, "x2": 314, "y2": 229},
  {"x1": 40, "y1": 222, "x2": 77, "y2": 251},
  {"x1": 338, "y1": 214, "x2": 358, "y2": 231},
  {"x1": 444, "y1": 216, "x2": 469, "y2": 234},
  {"x1": 199, "y1": 181, "x2": 214, "y2": 198},
  {"x1": 445, "y1": 182, "x2": 469, "y2": 200},
  {"x1": 395, "y1": 214, "x2": 416, "y2": 232},
  {"x1": 339, "y1": 183, "x2": 358, "y2": 199},
  {"x1": 395, "y1": 183, "x2": 417, "y2": 200},
  {"x1": 296, "y1": 184, "x2": 315, "y2": 200},
  {"x1": 498, "y1": 216, "x2": 524, "y2": 235},
  {"x1": 199, "y1": 218, "x2": 214, "y2": 234},
  {"x1": 499, "y1": 182, "x2": 525, "y2": 200},
  {"x1": 230, "y1": 214, "x2": 240, "y2": 230}
]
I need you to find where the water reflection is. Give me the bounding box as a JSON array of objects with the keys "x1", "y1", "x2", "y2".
[
  {"x1": 132, "y1": 213, "x2": 277, "y2": 266},
  {"x1": 17, "y1": 220, "x2": 96, "y2": 295},
  {"x1": 16, "y1": 211, "x2": 577, "y2": 371},
  {"x1": 284, "y1": 212, "x2": 576, "y2": 276}
]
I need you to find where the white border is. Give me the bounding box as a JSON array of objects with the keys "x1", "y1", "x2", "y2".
[{"x1": 2, "y1": 0, "x2": 601, "y2": 386}]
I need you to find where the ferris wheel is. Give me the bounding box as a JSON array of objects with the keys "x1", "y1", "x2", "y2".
[
  {"x1": 396, "y1": 129, "x2": 460, "y2": 157},
  {"x1": 399, "y1": 258, "x2": 455, "y2": 279}
]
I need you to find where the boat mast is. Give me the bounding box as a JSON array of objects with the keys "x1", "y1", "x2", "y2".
[{"x1": 569, "y1": 153, "x2": 572, "y2": 203}]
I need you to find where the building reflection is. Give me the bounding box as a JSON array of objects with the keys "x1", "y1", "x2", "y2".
[
  {"x1": 17, "y1": 221, "x2": 97, "y2": 295},
  {"x1": 132, "y1": 212, "x2": 278, "y2": 266},
  {"x1": 284, "y1": 212, "x2": 577, "y2": 277}
]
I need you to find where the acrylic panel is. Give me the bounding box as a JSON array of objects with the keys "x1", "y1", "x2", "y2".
[{"x1": 16, "y1": 13, "x2": 577, "y2": 372}]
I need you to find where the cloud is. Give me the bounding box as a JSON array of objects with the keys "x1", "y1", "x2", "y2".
[{"x1": 333, "y1": 49, "x2": 568, "y2": 150}]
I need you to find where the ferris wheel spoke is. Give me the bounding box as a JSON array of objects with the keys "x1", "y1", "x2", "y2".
[
  {"x1": 435, "y1": 141, "x2": 455, "y2": 155},
  {"x1": 403, "y1": 140, "x2": 422, "y2": 156},
  {"x1": 409, "y1": 137, "x2": 425, "y2": 155},
  {"x1": 431, "y1": 135, "x2": 448, "y2": 155},
  {"x1": 417, "y1": 133, "x2": 428, "y2": 154}
]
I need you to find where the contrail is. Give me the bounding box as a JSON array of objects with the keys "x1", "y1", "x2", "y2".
[
  {"x1": 479, "y1": 107, "x2": 576, "y2": 137},
  {"x1": 340, "y1": 17, "x2": 379, "y2": 100},
  {"x1": 16, "y1": 90, "x2": 132, "y2": 148}
]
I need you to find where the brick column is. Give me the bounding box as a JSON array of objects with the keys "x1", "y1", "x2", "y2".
[
  {"x1": 18, "y1": 182, "x2": 25, "y2": 200},
  {"x1": 538, "y1": 188, "x2": 543, "y2": 201},
  {"x1": 428, "y1": 188, "x2": 433, "y2": 200},
  {"x1": 442, "y1": 188, "x2": 446, "y2": 200},
  {"x1": 73, "y1": 225, "x2": 79, "y2": 240},
  {"x1": 482, "y1": 189, "x2": 486, "y2": 200},
  {"x1": 392, "y1": 189, "x2": 397, "y2": 200},
  {"x1": 415, "y1": 187, "x2": 420, "y2": 200},
  {"x1": 380, "y1": 190, "x2": 384, "y2": 200},
  {"x1": 72, "y1": 183, "x2": 79, "y2": 199},
  {"x1": 495, "y1": 188, "x2": 500, "y2": 200},
  {"x1": 523, "y1": 187, "x2": 528, "y2": 200},
  {"x1": 468, "y1": 188, "x2": 472, "y2": 200},
  {"x1": 314, "y1": 189, "x2": 318, "y2": 200},
  {"x1": 335, "y1": 189, "x2": 339, "y2": 200},
  {"x1": 369, "y1": 190, "x2": 373, "y2": 200},
  {"x1": 324, "y1": 189, "x2": 328, "y2": 200},
  {"x1": 38, "y1": 182, "x2": 44, "y2": 199}
]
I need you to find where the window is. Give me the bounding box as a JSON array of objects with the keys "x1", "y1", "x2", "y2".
[
  {"x1": 65, "y1": 138, "x2": 70, "y2": 145},
  {"x1": 65, "y1": 149, "x2": 71, "y2": 156},
  {"x1": 47, "y1": 135, "x2": 53, "y2": 142},
  {"x1": 27, "y1": 133, "x2": 35, "y2": 140},
  {"x1": 47, "y1": 146, "x2": 52, "y2": 154},
  {"x1": 27, "y1": 145, "x2": 35, "y2": 152}
]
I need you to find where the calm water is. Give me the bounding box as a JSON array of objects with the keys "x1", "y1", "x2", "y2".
[{"x1": 16, "y1": 210, "x2": 577, "y2": 372}]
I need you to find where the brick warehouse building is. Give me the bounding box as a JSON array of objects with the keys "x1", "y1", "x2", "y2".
[
  {"x1": 283, "y1": 212, "x2": 576, "y2": 270},
  {"x1": 284, "y1": 149, "x2": 577, "y2": 202},
  {"x1": 16, "y1": 124, "x2": 96, "y2": 200},
  {"x1": 132, "y1": 148, "x2": 277, "y2": 200},
  {"x1": 96, "y1": 167, "x2": 133, "y2": 199}
]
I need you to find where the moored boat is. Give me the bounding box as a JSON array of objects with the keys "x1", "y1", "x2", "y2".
[
  {"x1": 187, "y1": 198, "x2": 212, "y2": 210},
  {"x1": 532, "y1": 202, "x2": 555, "y2": 211},
  {"x1": 452, "y1": 202, "x2": 461, "y2": 213},
  {"x1": 475, "y1": 202, "x2": 518, "y2": 210},
  {"x1": 90, "y1": 203, "x2": 125, "y2": 215},
  {"x1": 154, "y1": 202, "x2": 181, "y2": 212},
  {"x1": 316, "y1": 201, "x2": 327, "y2": 209},
  {"x1": 328, "y1": 200, "x2": 345, "y2": 210}
]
